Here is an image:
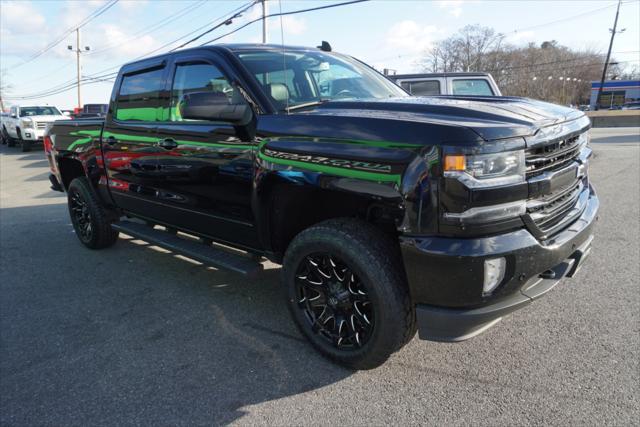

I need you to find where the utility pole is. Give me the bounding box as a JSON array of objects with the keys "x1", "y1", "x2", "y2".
[
  {"x1": 76, "y1": 28, "x2": 81, "y2": 109},
  {"x1": 261, "y1": 0, "x2": 268, "y2": 44},
  {"x1": 68, "y1": 28, "x2": 91, "y2": 110},
  {"x1": 595, "y1": 0, "x2": 625, "y2": 110}
]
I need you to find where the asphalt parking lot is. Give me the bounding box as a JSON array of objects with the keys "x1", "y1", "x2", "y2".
[{"x1": 1, "y1": 127, "x2": 638, "y2": 426}]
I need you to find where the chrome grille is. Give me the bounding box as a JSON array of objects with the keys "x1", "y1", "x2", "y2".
[
  {"x1": 35, "y1": 122, "x2": 47, "y2": 129},
  {"x1": 524, "y1": 130, "x2": 590, "y2": 238},
  {"x1": 526, "y1": 135, "x2": 581, "y2": 178},
  {"x1": 527, "y1": 180, "x2": 583, "y2": 234}
]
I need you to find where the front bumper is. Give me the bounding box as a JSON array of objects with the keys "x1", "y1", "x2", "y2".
[
  {"x1": 400, "y1": 185, "x2": 599, "y2": 342},
  {"x1": 21, "y1": 128, "x2": 45, "y2": 141}
]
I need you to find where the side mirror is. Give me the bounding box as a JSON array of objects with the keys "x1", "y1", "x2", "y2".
[
  {"x1": 180, "y1": 92, "x2": 252, "y2": 126},
  {"x1": 62, "y1": 111, "x2": 71, "y2": 117}
]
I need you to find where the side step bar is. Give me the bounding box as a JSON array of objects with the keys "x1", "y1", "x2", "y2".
[{"x1": 111, "y1": 221, "x2": 263, "y2": 277}]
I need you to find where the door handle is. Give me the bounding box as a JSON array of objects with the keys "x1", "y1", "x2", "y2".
[
  {"x1": 157, "y1": 138, "x2": 178, "y2": 150},
  {"x1": 105, "y1": 136, "x2": 118, "y2": 146}
]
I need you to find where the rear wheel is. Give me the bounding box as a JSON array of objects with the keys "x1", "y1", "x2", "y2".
[
  {"x1": 283, "y1": 218, "x2": 414, "y2": 370},
  {"x1": 67, "y1": 177, "x2": 119, "y2": 249}
]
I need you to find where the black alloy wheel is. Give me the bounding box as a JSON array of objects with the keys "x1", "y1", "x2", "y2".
[
  {"x1": 69, "y1": 189, "x2": 93, "y2": 243},
  {"x1": 284, "y1": 218, "x2": 415, "y2": 370},
  {"x1": 67, "y1": 177, "x2": 119, "y2": 249},
  {"x1": 295, "y1": 253, "x2": 374, "y2": 349}
]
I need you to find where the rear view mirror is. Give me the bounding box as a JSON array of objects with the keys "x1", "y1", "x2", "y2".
[{"x1": 180, "y1": 92, "x2": 252, "y2": 126}]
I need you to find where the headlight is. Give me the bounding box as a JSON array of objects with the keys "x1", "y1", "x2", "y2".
[
  {"x1": 21, "y1": 120, "x2": 34, "y2": 128},
  {"x1": 444, "y1": 150, "x2": 525, "y2": 188}
]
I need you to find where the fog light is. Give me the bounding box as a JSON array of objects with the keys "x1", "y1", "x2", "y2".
[{"x1": 483, "y1": 257, "x2": 506, "y2": 295}]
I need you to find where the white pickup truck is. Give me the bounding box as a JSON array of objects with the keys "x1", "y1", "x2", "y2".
[
  {"x1": 388, "y1": 72, "x2": 502, "y2": 97},
  {"x1": 2, "y1": 105, "x2": 69, "y2": 152}
]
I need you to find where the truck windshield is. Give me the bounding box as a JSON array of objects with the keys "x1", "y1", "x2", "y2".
[
  {"x1": 236, "y1": 50, "x2": 407, "y2": 110},
  {"x1": 19, "y1": 107, "x2": 61, "y2": 117}
]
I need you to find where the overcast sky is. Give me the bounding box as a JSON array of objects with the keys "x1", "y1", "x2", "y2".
[{"x1": 1, "y1": 0, "x2": 639, "y2": 109}]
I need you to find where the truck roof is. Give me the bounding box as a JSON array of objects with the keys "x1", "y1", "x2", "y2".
[
  {"x1": 119, "y1": 43, "x2": 337, "y2": 73},
  {"x1": 389, "y1": 72, "x2": 492, "y2": 79}
]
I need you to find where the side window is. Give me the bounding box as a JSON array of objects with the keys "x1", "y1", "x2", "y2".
[
  {"x1": 451, "y1": 79, "x2": 493, "y2": 96},
  {"x1": 405, "y1": 80, "x2": 440, "y2": 96},
  {"x1": 115, "y1": 67, "x2": 165, "y2": 121},
  {"x1": 170, "y1": 63, "x2": 236, "y2": 122}
]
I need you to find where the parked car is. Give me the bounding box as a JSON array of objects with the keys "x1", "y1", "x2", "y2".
[
  {"x1": 621, "y1": 101, "x2": 640, "y2": 110},
  {"x1": 388, "y1": 72, "x2": 502, "y2": 96},
  {"x1": 4, "y1": 105, "x2": 68, "y2": 151},
  {"x1": 82, "y1": 103, "x2": 108, "y2": 116},
  {"x1": 0, "y1": 112, "x2": 9, "y2": 144},
  {"x1": 45, "y1": 44, "x2": 597, "y2": 369}
]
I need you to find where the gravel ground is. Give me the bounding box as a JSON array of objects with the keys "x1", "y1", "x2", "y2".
[{"x1": 1, "y1": 127, "x2": 638, "y2": 426}]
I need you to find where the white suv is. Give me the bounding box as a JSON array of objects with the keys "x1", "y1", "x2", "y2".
[{"x1": 3, "y1": 105, "x2": 69, "y2": 152}]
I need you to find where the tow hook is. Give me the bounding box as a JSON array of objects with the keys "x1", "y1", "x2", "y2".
[{"x1": 539, "y1": 270, "x2": 556, "y2": 279}]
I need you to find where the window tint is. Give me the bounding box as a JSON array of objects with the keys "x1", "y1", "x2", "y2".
[
  {"x1": 116, "y1": 67, "x2": 165, "y2": 121},
  {"x1": 170, "y1": 63, "x2": 236, "y2": 121},
  {"x1": 451, "y1": 79, "x2": 493, "y2": 96},
  {"x1": 403, "y1": 80, "x2": 440, "y2": 96}
]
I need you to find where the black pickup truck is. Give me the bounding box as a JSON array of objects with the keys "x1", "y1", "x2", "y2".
[{"x1": 45, "y1": 44, "x2": 598, "y2": 369}]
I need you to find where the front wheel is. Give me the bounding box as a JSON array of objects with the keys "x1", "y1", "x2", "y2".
[
  {"x1": 283, "y1": 218, "x2": 415, "y2": 370},
  {"x1": 67, "y1": 177, "x2": 119, "y2": 249},
  {"x1": 5, "y1": 128, "x2": 16, "y2": 147}
]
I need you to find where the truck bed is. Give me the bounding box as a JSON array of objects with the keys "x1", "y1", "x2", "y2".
[{"x1": 49, "y1": 118, "x2": 104, "y2": 152}]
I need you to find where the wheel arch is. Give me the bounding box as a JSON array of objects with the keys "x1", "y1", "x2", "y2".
[
  {"x1": 58, "y1": 155, "x2": 87, "y2": 190},
  {"x1": 254, "y1": 171, "x2": 406, "y2": 262}
]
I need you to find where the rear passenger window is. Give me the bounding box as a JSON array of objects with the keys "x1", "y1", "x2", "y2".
[
  {"x1": 451, "y1": 79, "x2": 493, "y2": 96},
  {"x1": 115, "y1": 68, "x2": 165, "y2": 121},
  {"x1": 170, "y1": 63, "x2": 236, "y2": 122},
  {"x1": 402, "y1": 80, "x2": 440, "y2": 96}
]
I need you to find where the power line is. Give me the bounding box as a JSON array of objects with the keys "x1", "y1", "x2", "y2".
[
  {"x1": 199, "y1": 0, "x2": 370, "y2": 46},
  {"x1": 505, "y1": 2, "x2": 619, "y2": 34},
  {"x1": 79, "y1": 0, "x2": 258, "y2": 80},
  {"x1": 87, "y1": 0, "x2": 209, "y2": 56},
  {"x1": 9, "y1": 0, "x2": 371, "y2": 101},
  {"x1": 4, "y1": 1, "x2": 257, "y2": 101},
  {"x1": 170, "y1": 1, "x2": 259, "y2": 51},
  {"x1": 7, "y1": 0, "x2": 119, "y2": 71}
]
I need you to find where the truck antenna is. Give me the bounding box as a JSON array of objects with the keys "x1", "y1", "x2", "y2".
[{"x1": 278, "y1": 0, "x2": 289, "y2": 114}]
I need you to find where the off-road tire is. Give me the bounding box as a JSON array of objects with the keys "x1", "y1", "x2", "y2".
[
  {"x1": 67, "y1": 177, "x2": 119, "y2": 249},
  {"x1": 283, "y1": 218, "x2": 415, "y2": 370}
]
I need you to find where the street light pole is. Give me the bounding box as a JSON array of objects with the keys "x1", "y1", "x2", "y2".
[{"x1": 595, "y1": 0, "x2": 624, "y2": 110}]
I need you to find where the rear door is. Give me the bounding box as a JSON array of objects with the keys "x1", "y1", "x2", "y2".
[
  {"x1": 152, "y1": 53, "x2": 260, "y2": 249},
  {"x1": 102, "y1": 63, "x2": 169, "y2": 217}
]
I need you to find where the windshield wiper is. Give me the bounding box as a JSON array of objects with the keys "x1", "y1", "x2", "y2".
[{"x1": 285, "y1": 99, "x2": 330, "y2": 112}]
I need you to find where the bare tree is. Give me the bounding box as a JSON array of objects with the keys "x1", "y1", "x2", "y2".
[
  {"x1": 419, "y1": 26, "x2": 614, "y2": 105},
  {"x1": 0, "y1": 70, "x2": 10, "y2": 111}
]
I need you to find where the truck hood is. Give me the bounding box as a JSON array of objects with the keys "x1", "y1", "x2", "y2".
[
  {"x1": 20, "y1": 115, "x2": 68, "y2": 122},
  {"x1": 297, "y1": 96, "x2": 587, "y2": 141}
]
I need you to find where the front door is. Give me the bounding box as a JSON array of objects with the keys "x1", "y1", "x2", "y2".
[
  {"x1": 102, "y1": 65, "x2": 169, "y2": 217},
  {"x1": 152, "y1": 58, "x2": 260, "y2": 249}
]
